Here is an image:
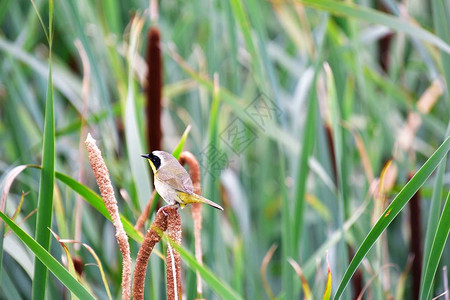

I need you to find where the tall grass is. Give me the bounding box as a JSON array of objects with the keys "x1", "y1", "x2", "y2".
[{"x1": 1, "y1": 0, "x2": 450, "y2": 299}]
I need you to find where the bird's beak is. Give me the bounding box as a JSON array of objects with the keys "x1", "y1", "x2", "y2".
[{"x1": 141, "y1": 154, "x2": 151, "y2": 159}]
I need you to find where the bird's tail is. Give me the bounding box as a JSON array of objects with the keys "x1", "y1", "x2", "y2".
[{"x1": 177, "y1": 192, "x2": 224, "y2": 210}]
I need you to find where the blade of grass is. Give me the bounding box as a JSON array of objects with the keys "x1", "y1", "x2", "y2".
[
  {"x1": 335, "y1": 134, "x2": 450, "y2": 299},
  {"x1": 229, "y1": 0, "x2": 266, "y2": 93},
  {"x1": 420, "y1": 191, "x2": 450, "y2": 300},
  {"x1": 1, "y1": 66, "x2": 37, "y2": 164},
  {"x1": 1, "y1": 165, "x2": 28, "y2": 215},
  {"x1": 32, "y1": 1, "x2": 55, "y2": 298},
  {"x1": 324, "y1": 63, "x2": 349, "y2": 288},
  {"x1": 420, "y1": 151, "x2": 447, "y2": 291},
  {"x1": 0, "y1": 211, "x2": 95, "y2": 299},
  {"x1": 0, "y1": 37, "x2": 83, "y2": 112},
  {"x1": 303, "y1": 192, "x2": 369, "y2": 278},
  {"x1": 3, "y1": 164, "x2": 147, "y2": 250},
  {"x1": 99, "y1": 0, "x2": 121, "y2": 35},
  {"x1": 4, "y1": 165, "x2": 143, "y2": 243},
  {"x1": 432, "y1": 0, "x2": 450, "y2": 91},
  {"x1": 292, "y1": 75, "x2": 317, "y2": 253},
  {"x1": 124, "y1": 16, "x2": 152, "y2": 210},
  {"x1": 280, "y1": 145, "x2": 294, "y2": 300},
  {"x1": 223, "y1": 0, "x2": 240, "y2": 94},
  {"x1": 206, "y1": 75, "x2": 230, "y2": 297},
  {"x1": 1, "y1": 269, "x2": 22, "y2": 300},
  {"x1": 0, "y1": 221, "x2": 4, "y2": 284},
  {"x1": 246, "y1": 0, "x2": 280, "y2": 102},
  {"x1": 421, "y1": 0, "x2": 450, "y2": 293},
  {"x1": 168, "y1": 48, "x2": 300, "y2": 154},
  {"x1": 296, "y1": 0, "x2": 450, "y2": 55},
  {"x1": 65, "y1": 0, "x2": 114, "y2": 121},
  {"x1": 172, "y1": 125, "x2": 192, "y2": 159},
  {"x1": 0, "y1": 0, "x2": 11, "y2": 24}
]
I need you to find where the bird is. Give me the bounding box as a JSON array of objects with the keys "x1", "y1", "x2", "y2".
[{"x1": 141, "y1": 151, "x2": 224, "y2": 210}]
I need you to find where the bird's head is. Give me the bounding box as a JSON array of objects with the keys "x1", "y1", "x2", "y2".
[{"x1": 141, "y1": 151, "x2": 162, "y2": 173}]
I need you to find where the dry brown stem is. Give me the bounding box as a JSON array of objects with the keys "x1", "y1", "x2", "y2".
[
  {"x1": 179, "y1": 151, "x2": 204, "y2": 296},
  {"x1": 85, "y1": 133, "x2": 131, "y2": 300},
  {"x1": 397, "y1": 80, "x2": 443, "y2": 153},
  {"x1": 261, "y1": 244, "x2": 277, "y2": 300}
]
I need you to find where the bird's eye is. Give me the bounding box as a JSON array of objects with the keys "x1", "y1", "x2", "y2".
[{"x1": 149, "y1": 154, "x2": 161, "y2": 169}]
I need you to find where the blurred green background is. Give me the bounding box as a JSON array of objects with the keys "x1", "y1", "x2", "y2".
[{"x1": 1, "y1": 0, "x2": 450, "y2": 299}]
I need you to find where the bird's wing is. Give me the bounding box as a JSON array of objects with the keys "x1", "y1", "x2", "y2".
[{"x1": 157, "y1": 166, "x2": 194, "y2": 194}]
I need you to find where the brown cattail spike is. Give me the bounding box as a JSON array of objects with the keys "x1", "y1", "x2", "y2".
[
  {"x1": 146, "y1": 27, "x2": 163, "y2": 153},
  {"x1": 132, "y1": 205, "x2": 175, "y2": 300}
]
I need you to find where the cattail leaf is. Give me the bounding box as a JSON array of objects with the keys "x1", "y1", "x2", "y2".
[
  {"x1": 0, "y1": 211, "x2": 95, "y2": 299},
  {"x1": 335, "y1": 135, "x2": 450, "y2": 299}
]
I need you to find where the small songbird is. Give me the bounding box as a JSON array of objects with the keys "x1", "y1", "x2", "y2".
[{"x1": 141, "y1": 151, "x2": 224, "y2": 210}]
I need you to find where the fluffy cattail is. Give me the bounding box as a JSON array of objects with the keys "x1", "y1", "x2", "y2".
[
  {"x1": 166, "y1": 208, "x2": 182, "y2": 300},
  {"x1": 132, "y1": 205, "x2": 176, "y2": 300},
  {"x1": 85, "y1": 133, "x2": 131, "y2": 300}
]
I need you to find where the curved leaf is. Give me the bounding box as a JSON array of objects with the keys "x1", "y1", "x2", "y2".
[
  {"x1": 32, "y1": 1, "x2": 55, "y2": 296},
  {"x1": 335, "y1": 135, "x2": 450, "y2": 299},
  {"x1": 172, "y1": 125, "x2": 191, "y2": 159},
  {"x1": 322, "y1": 252, "x2": 332, "y2": 300},
  {"x1": 54, "y1": 171, "x2": 144, "y2": 243},
  {"x1": 0, "y1": 164, "x2": 143, "y2": 243}
]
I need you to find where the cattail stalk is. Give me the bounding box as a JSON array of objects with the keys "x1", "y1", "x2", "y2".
[
  {"x1": 85, "y1": 133, "x2": 131, "y2": 300},
  {"x1": 166, "y1": 208, "x2": 182, "y2": 300},
  {"x1": 179, "y1": 151, "x2": 204, "y2": 297},
  {"x1": 132, "y1": 205, "x2": 178, "y2": 300}
]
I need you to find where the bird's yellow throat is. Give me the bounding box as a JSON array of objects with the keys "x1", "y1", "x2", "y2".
[{"x1": 147, "y1": 159, "x2": 157, "y2": 174}]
